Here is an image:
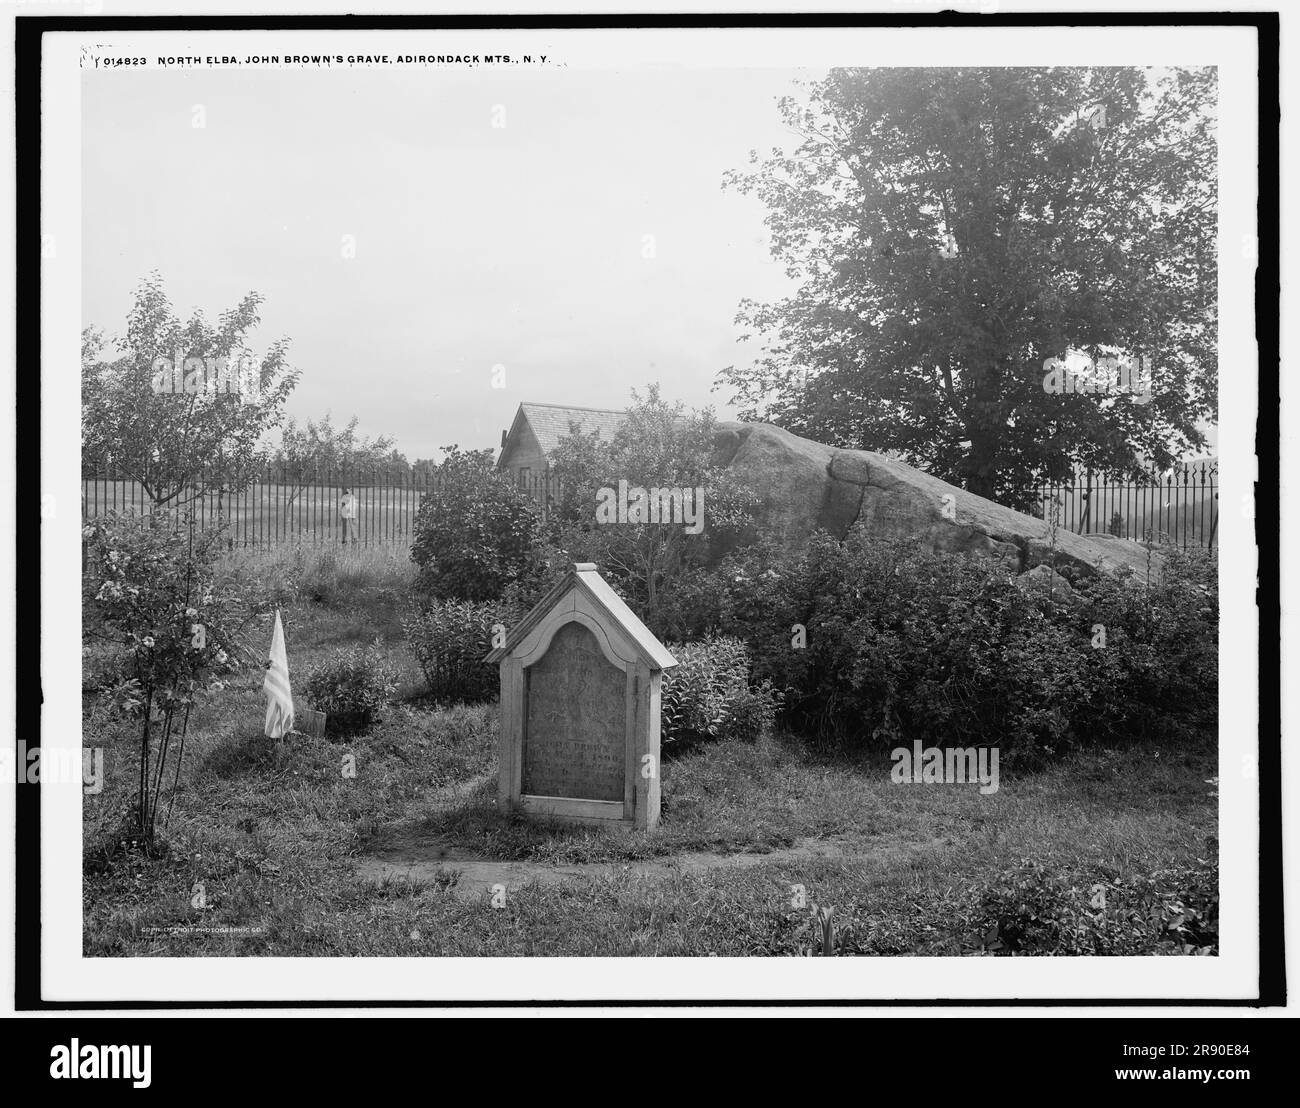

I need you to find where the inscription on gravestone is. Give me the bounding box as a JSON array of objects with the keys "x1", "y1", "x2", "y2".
[{"x1": 523, "y1": 621, "x2": 625, "y2": 801}]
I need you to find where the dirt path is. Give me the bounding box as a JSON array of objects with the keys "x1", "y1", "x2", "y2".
[{"x1": 356, "y1": 836, "x2": 869, "y2": 901}]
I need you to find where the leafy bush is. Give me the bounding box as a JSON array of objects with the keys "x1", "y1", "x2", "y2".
[
  {"x1": 409, "y1": 446, "x2": 540, "y2": 601},
  {"x1": 403, "y1": 598, "x2": 501, "y2": 703},
  {"x1": 692, "y1": 534, "x2": 1074, "y2": 753},
  {"x1": 497, "y1": 541, "x2": 577, "y2": 618},
  {"x1": 301, "y1": 644, "x2": 399, "y2": 735},
  {"x1": 680, "y1": 532, "x2": 1216, "y2": 757},
  {"x1": 660, "y1": 634, "x2": 781, "y2": 750},
  {"x1": 965, "y1": 858, "x2": 1218, "y2": 955},
  {"x1": 1071, "y1": 544, "x2": 1218, "y2": 743}
]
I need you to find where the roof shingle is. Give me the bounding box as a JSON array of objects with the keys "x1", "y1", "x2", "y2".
[{"x1": 516, "y1": 402, "x2": 627, "y2": 458}]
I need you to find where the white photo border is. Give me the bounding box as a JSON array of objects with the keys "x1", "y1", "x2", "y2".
[{"x1": 28, "y1": 14, "x2": 1269, "y2": 1005}]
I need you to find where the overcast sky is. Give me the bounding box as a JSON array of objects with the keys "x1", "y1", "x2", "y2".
[{"x1": 82, "y1": 67, "x2": 808, "y2": 460}]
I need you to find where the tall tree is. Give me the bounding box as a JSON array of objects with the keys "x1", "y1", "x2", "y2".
[
  {"x1": 82, "y1": 273, "x2": 299, "y2": 504},
  {"x1": 721, "y1": 67, "x2": 1217, "y2": 507}
]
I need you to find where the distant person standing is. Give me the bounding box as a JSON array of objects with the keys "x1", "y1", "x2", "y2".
[{"x1": 339, "y1": 487, "x2": 358, "y2": 545}]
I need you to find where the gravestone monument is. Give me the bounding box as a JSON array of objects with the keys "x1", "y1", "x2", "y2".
[{"x1": 485, "y1": 563, "x2": 677, "y2": 829}]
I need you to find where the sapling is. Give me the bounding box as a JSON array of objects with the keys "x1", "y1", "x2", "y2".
[{"x1": 83, "y1": 510, "x2": 247, "y2": 846}]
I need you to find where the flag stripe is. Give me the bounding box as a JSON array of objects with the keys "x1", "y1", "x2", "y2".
[{"x1": 264, "y1": 609, "x2": 294, "y2": 738}]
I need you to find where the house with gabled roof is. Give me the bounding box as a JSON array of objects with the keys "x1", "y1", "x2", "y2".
[{"x1": 496, "y1": 402, "x2": 627, "y2": 483}]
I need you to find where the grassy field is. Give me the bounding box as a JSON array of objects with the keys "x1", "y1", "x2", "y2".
[{"x1": 82, "y1": 548, "x2": 1218, "y2": 957}]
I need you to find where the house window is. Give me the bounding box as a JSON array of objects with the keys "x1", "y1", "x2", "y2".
[{"x1": 517, "y1": 466, "x2": 530, "y2": 489}]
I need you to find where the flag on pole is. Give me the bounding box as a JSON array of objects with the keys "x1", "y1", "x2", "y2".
[{"x1": 263, "y1": 609, "x2": 294, "y2": 738}]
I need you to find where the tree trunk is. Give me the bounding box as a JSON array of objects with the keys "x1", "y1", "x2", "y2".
[{"x1": 961, "y1": 431, "x2": 1000, "y2": 501}]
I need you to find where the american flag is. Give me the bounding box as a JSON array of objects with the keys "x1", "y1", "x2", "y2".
[{"x1": 262, "y1": 609, "x2": 295, "y2": 739}]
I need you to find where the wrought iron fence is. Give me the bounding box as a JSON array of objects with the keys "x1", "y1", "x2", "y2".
[
  {"x1": 80, "y1": 467, "x2": 563, "y2": 548},
  {"x1": 1032, "y1": 462, "x2": 1218, "y2": 549},
  {"x1": 81, "y1": 461, "x2": 1217, "y2": 550}
]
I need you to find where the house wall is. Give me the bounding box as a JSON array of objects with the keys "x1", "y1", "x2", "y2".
[{"x1": 498, "y1": 422, "x2": 548, "y2": 479}]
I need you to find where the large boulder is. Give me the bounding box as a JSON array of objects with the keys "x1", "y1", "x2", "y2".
[{"x1": 710, "y1": 421, "x2": 1157, "y2": 579}]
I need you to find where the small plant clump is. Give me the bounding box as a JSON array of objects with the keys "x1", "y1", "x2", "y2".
[{"x1": 301, "y1": 644, "x2": 399, "y2": 735}]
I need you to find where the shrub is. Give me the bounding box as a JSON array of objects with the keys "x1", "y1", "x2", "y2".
[
  {"x1": 691, "y1": 531, "x2": 1216, "y2": 757},
  {"x1": 693, "y1": 534, "x2": 1074, "y2": 753},
  {"x1": 409, "y1": 446, "x2": 540, "y2": 601},
  {"x1": 652, "y1": 562, "x2": 735, "y2": 642},
  {"x1": 660, "y1": 634, "x2": 781, "y2": 750},
  {"x1": 966, "y1": 858, "x2": 1218, "y2": 955},
  {"x1": 301, "y1": 644, "x2": 399, "y2": 735},
  {"x1": 497, "y1": 541, "x2": 577, "y2": 618},
  {"x1": 1072, "y1": 544, "x2": 1218, "y2": 743},
  {"x1": 403, "y1": 598, "x2": 501, "y2": 703}
]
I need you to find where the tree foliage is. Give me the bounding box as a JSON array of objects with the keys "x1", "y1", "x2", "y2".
[
  {"x1": 548, "y1": 385, "x2": 757, "y2": 631},
  {"x1": 721, "y1": 67, "x2": 1217, "y2": 507},
  {"x1": 274, "y1": 413, "x2": 404, "y2": 504},
  {"x1": 82, "y1": 273, "x2": 299, "y2": 503}
]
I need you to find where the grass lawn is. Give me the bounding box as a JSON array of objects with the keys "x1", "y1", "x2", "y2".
[{"x1": 82, "y1": 550, "x2": 1218, "y2": 958}]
